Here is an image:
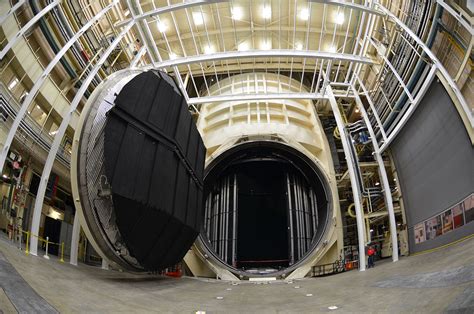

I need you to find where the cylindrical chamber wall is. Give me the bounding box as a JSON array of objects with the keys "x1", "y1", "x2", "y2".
[{"x1": 199, "y1": 141, "x2": 331, "y2": 275}]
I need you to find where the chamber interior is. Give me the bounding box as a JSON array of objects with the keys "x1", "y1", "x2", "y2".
[{"x1": 201, "y1": 142, "x2": 330, "y2": 275}]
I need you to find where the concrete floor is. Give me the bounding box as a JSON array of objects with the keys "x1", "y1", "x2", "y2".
[{"x1": 0, "y1": 236, "x2": 473, "y2": 313}]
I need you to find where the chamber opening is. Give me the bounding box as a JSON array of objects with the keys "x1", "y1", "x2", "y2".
[{"x1": 200, "y1": 141, "x2": 331, "y2": 276}]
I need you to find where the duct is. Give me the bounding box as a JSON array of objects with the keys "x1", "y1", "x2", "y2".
[
  {"x1": 29, "y1": 0, "x2": 77, "y2": 81},
  {"x1": 48, "y1": 0, "x2": 101, "y2": 87}
]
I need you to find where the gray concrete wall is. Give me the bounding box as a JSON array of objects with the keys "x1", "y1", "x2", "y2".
[{"x1": 391, "y1": 80, "x2": 474, "y2": 253}]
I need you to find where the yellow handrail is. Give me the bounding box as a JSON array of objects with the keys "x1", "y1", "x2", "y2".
[{"x1": 20, "y1": 230, "x2": 64, "y2": 262}]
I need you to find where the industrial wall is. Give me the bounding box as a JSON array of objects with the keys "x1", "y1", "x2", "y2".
[{"x1": 391, "y1": 80, "x2": 474, "y2": 253}]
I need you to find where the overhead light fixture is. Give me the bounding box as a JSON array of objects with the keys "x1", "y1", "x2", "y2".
[
  {"x1": 375, "y1": 182, "x2": 380, "y2": 186},
  {"x1": 295, "y1": 42, "x2": 303, "y2": 50},
  {"x1": 49, "y1": 130, "x2": 58, "y2": 136},
  {"x1": 204, "y1": 44, "x2": 215, "y2": 54},
  {"x1": 327, "y1": 45, "x2": 337, "y2": 53},
  {"x1": 261, "y1": 40, "x2": 271, "y2": 50},
  {"x1": 355, "y1": 108, "x2": 360, "y2": 113},
  {"x1": 2, "y1": 174, "x2": 8, "y2": 179},
  {"x1": 262, "y1": 6, "x2": 271, "y2": 19},
  {"x1": 231, "y1": 7, "x2": 243, "y2": 20},
  {"x1": 370, "y1": 229, "x2": 374, "y2": 232},
  {"x1": 169, "y1": 52, "x2": 178, "y2": 60},
  {"x1": 300, "y1": 8, "x2": 309, "y2": 21},
  {"x1": 123, "y1": 9, "x2": 130, "y2": 17},
  {"x1": 8, "y1": 78, "x2": 18, "y2": 90},
  {"x1": 335, "y1": 12, "x2": 345, "y2": 25},
  {"x1": 157, "y1": 20, "x2": 167, "y2": 33},
  {"x1": 193, "y1": 11, "x2": 204, "y2": 25},
  {"x1": 238, "y1": 42, "x2": 249, "y2": 51},
  {"x1": 36, "y1": 105, "x2": 41, "y2": 109}
]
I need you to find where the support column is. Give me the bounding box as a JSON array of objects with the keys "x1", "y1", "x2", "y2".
[
  {"x1": 353, "y1": 85, "x2": 399, "y2": 262},
  {"x1": 327, "y1": 85, "x2": 366, "y2": 271},
  {"x1": 101, "y1": 259, "x2": 109, "y2": 270},
  {"x1": 69, "y1": 213, "x2": 80, "y2": 266}
]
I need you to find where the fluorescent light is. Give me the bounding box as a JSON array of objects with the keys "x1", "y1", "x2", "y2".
[
  {"x1": 327, "y1": 45, "x2": 337, "y2": 53},
  {"x1": 193, "y1": 11, "x2": 204, "y2": 25},
  {"x1": 238, "y1": 42, "x2": 249, "y2": 51},
  {"x1": 375, "y1": 182, "x2": 380, "y2": 186},
  {"x1": 169, "y1": 52, "x2": 178, "y2": 60},
  {"x1": 124, "y1": 9, "x2": 130, "y2": 17},
  {"x1": 49, "y1": 130, "x2": 58, "y2": 136},
  {"x1": 295, "y1": 42, "x2": 303, "y2": 50},
  {"x1": 370, "y1": 229, "x2": 374, "y2": 232},
  {"x1": 204, "y1": 45, "x2": 215, "y2": 54},
  {"x1": 300, "y1": 8, "x2": 309, "y2": 21},
  {"x1": 231, "y1": 7, "x2": 243, "y2": 20},
  {"x1": 262, "y1": 6, "x2": 271, "y2": 19},
  {"x1": 335, "y1": 12, "x2": 345, "y2": 25},
  {"x1": 157, "y1": 20, "x2": 167, "y2": 33},
  {"x1": 36, "y1": 105, "x2": 40, "y2": 109},
  {"x1": 261, "y1": 40, "x2": 271, "y2": 50},
  {"x1": 8, "y1": 78, "x2": 18, "y2": 90}
]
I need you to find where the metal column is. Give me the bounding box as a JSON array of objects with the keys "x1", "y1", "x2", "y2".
[
  {"x1": 352, "y1": 85, "x2": 399, "y2": 262},
  {"x1": 327, "y1": 85, "x2": 366, "y2": 271},
  {"x1": 69, "y1": 213, "x2": 81, "y2": 266}
]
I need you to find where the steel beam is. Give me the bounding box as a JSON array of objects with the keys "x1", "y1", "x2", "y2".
[
  {"x1": 148, "y1": 50, "x2": 376, "y2": 70},
  {"x1": 28, "y1": 21, "x2": 134, "y2": 256},
  {"x1": 352, "y1": 84, "x2": 399, "y2": 262},
  {"x1": 310, "y1": 0, "x2": 385, "y2": 16},
  {"x1": 0, "y1": 0, "x2": 61, "y2": 60},
  {"x1": 367, "y1": 38, "x2": 414, "y2": 102},
  {"x1": 69, "y1": 212, "x2": 81, "y2": 266},
  {"x1": 187, "y1": 92, "x2": 327, "y2": 104},
  {"x1": 0, "y1": 0, "x2": 119, "y2": 179},
  {"x1": 354, "y1": 74, "x2": 388, "y2": 143},
  {"x1": 378, "y1": 65, "x2": 438, "y2": 152},
  {"x1": 326, "y1": 85, "x2": 366, "y2": 271},
  {"x1": 0, "y1": 0, "x2": 26, "y2": 26},
  {"x1": 116, "y1": 0, "x2": 228, "y2": 27},
  {"x1": 130, "y1": 46, "x2": 147, "y2": 67}
]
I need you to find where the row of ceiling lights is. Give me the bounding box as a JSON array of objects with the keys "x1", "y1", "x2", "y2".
[
  {"x1": 155, "y1": 7, "x2": 345, "y2": 33},
  {"x1": 153, "y1": 6, "x2": 345, "y2": 59}
]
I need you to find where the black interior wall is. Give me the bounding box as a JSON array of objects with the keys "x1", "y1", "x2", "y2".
[
  {"x1": 43, "y1": 216, "x2": 61, "y2": 255},
  {"x1": 391, "y1": 80, "x2": 474, "y2": 253},
  {"x1": 236, "y1": 161, "x2": 289, "y2": 268}
]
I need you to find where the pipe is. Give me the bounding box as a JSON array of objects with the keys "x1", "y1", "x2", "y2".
[{"x1": 29, "y1": 0, "x2": 77, "y2": 80}]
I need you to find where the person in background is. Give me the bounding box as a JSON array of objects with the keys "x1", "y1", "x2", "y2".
[{"x1": 367, "y1": 245, "x2": 375, "y2": 268}]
